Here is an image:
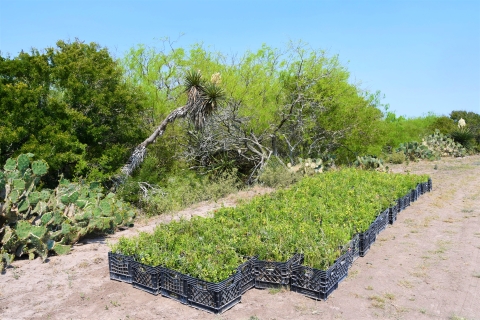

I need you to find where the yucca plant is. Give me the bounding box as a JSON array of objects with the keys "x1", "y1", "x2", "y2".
[
  {"x1": 451, "y1": 127, "x2": 475, "y2": 150},
  {"x1": 120, "y1": 70, "x2": 224, "y2": 177}
]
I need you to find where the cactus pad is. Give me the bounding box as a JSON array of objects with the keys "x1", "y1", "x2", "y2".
[
  {"x1": 4, "y1": 158, "x2": 17, "y2": 171},
  {"x1": 31, "y1": 160, "x2": 48, "y2": 176},
  {"x1": 17, "y1": 154, "x2": 31, "y2": 173},
  {"x1": 16, "y1": 221, "x2": 33, "y2": 240}
]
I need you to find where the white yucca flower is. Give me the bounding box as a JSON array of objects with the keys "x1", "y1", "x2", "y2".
[
  {"x1": 458, "y1": 118, "x2": 466, "y2": 128},
  {"x1": 211, "y1": 72, "x2": 221, "y2": 85}
]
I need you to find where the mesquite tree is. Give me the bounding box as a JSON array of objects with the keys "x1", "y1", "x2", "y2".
[{"x1": 122, "y1": 42, "x2": 385, "y2": 182}]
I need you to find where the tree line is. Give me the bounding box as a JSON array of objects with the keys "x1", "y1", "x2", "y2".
[{"x1": 1, "y1": 39, "x2": 478, "y2": 189}]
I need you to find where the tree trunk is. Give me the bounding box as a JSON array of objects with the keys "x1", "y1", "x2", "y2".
[{"x1": 120, "y1": 105, "x2": 189, "y2": 176}]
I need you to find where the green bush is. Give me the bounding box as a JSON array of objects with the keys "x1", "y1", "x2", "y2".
[
  {"x1": 387, "y1": 151, "x2": 406, "y2": 164},
  {"x1": 257, "y1": 158, "x2": 300, "y2": 188},
  {"x1": 380, "y1": 111, "x2": 439, "y2": 153},
  {"x1": 118, "y1": 168, "x2": 242, "y2": 216},
  {"x1": 0, "y1": 41, "x2": 147, "y2": 186},
  {"x1": 427, "y1": 116, "x2": 456, "y2": 135}
]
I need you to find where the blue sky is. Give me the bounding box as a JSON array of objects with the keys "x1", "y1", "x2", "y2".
[{"x1": 1, "y1": 0, "x2": 479, "y2": 118}]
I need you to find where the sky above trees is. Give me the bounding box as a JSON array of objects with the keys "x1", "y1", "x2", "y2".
[{"x1": 1, "y1": 0, "x2": 478, "y2": 118}]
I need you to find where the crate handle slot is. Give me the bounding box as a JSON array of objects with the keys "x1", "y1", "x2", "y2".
[
  {"x1": 225, "y1": 278, "x2": 234, "y2": 288},
  {"x1": 304, "y1": 269, "x2": 313, "y2": 278},
  {"x1": 195, "y1": 282, "x2": 208, "y2": 290}
]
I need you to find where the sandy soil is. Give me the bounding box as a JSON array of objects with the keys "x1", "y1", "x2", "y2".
[{"x1": 1, "y1": 156, "x2": 479, "y2": 320}]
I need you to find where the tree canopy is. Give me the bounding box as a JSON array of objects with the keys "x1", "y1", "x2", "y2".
[
  {"x1": 0, "y1": 40, "x2": 147, "y2": 185},
  {"x1": 121, "y1": 41, "x2": 385, "y2": 181}
]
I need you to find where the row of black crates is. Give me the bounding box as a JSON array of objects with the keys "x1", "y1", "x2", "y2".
[{"x1": 108, "y1": 178, "x2": 432, "y2": 313}]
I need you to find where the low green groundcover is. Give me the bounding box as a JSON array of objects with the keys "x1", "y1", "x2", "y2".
[{"x1": 111, "y1": 168, "x2": 429, "y2": 282}]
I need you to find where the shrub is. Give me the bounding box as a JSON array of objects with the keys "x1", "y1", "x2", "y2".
[
  {"x1": 427, "y1": 116, "x2": 456, "y2": 135},
  {"x1": 122, "y1": 169, "x2": 242, "y2": 216},
  {"x1": 258, "y1": 158, "x2": 300, "y2": 188},
  {"x1": 388, "y1": 151, "x2": 406, "y2": 164}
]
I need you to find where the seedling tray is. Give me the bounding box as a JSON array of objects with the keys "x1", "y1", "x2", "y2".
[
  {"x1": 131, "y1": 261, "x2": 161, "y2": 295},
  {"x1": 374, "y1": 209, "x2": 390, "y2": 235},
  {"x1": 159, "y1": 267, "x2": 189, "y2": 304},
  {"x1": 186, "y1": 271, "x2": 242, "y2": 314},
  {"x1": 291, "y1": 249, "x2": 352, "y2": 300},
  {"x1": 108, "y1": 181, "x2": 431, "y2": 312},
  {"x1": 254, "y1": 253, "x2": 304, "y2": 289},
  {"x1": 108, "y1": 252, "x2": 133, "y2": 283},
  {"x1": 237, "y1": 257, "x2": 257, "y2": 294},
  {"x1": 398, "y1": 196, "x2": 406, "y2": 212},
  {"x1": 389, "y1": 203, "x2": 399, "y2": 224},
  {"x1": 349, "y1": 233, "x2": 360, "y2": 261},
  {"x1": 359, "y1": 221, "x2": 377, "y2": 257},
  {"x1": 403, "y1": 194, "x2": 411, "y2": 208},
  {"x1": 410, "y1": 189, "x2": 418, "y2": 202},
  {"x1": 416, "y1": 183, "x2": 423, "y2": 196}
]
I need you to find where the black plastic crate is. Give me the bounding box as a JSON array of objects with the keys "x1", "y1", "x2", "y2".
[
  {"x1": 416, "y1": 183, "x2": 422, "y2": 196},
  {"x1": 403, "y1": 193, "x2": 411, "y2": 208},
  {"x1": 359, "y1": 221, "x2": 377, "y2": 257},
  {"x1": 374, "y1": 208, "x2": 390, "y2": 235},
  {"x1": 427, "y1": 178, "x2": 433, "y2": 192},
  {"x1": 254, "y1": 253, "x2": 304, "y2": 289},
  {"x1": 186, "y1": 272, "x2": 242, "y2": 314},
  {"x1": 421, "y1": 182, "x2": 429, "y2": 194},
  {"x1": 389, "y1": 203, "x2": 399, "y2": 224},
  {"x1": 397, "y1": 197, "x2": 405, "y2": 212},
  {"x1": 131, "y1": 261, "x2": 162, "y2": 295},
  {"x1": 237, "y1": 257, "x2": 257, "y2": 295},
  {"x1": 349, "y1": 233, "x2": 360, "y2": 261},
  {"x1": 108, "y1": 252, "x2": 133, "y2": 283},
  {"x1": 410, "y1": 189, "x2": 418, "y2": 202},
  {"x1": 290, "y1": 249, "x2": 352, "y2": 300},
  {"x1": 160, "y1": 267, "x2": 189, "y2": 304}
]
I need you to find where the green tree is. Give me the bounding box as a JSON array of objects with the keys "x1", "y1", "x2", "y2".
[
  {"x1": 0, "y1": 40, "x2": 147, "y2": 185},
  {"x1": 121, "y1": 41, "x2": 388, "y2": 181}
]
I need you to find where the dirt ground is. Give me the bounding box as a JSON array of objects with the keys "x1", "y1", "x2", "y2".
[{"x1": 1, "y1": 155, "x2": 479, "y2": 320}]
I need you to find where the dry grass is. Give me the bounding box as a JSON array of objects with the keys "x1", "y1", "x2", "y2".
[
  {"x1": 397, "y1": 280, "x2": 414, "y2": 288},
  {"x1": 369, "y1": 295, "x2": 386, "y2": 309}
]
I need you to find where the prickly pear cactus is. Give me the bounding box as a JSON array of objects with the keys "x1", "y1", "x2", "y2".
[
  {"x1": 396, "y1": 130, "x2": 466, "y2": 161},
  {"x1": 288, "y1": 157, "x2": 326, "y2": 175},
  {"x1": 0, "y1": 154, "x2": 136, "y2": 270},
  {"x1": 422, "y1": 130, "x2": 466, "y2": 157},
  {"x1": 354, "y1": 155, "x2": 387, "y2": 171}
]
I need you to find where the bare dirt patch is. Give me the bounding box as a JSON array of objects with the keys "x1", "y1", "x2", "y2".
[{"x1": 1, "y1": 157, "x2": 479, "y2": 320}]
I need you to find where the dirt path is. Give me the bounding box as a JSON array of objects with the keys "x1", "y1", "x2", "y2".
[{"x1": 1, "y1": 156, "x2": 479, "y2": 320}]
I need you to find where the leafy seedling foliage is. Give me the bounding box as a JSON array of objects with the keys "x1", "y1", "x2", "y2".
[
  {"x1": 0, "y1": 154, "x2": 136, "y2": 270},
  {"x1": 112, "y1": 168, "x2": 429, "y2": 282}
]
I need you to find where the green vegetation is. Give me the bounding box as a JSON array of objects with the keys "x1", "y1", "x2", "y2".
[
  {"x1": 0, "y1": 40, "x2": 147, "y2": 186},
  {"x1": 1, "y1": 38, "x2": 478, "y2": 271},
  {"x1": 111, "y1": 169, "x2": 428, "y2": 282},
  {"x1": 0, "y1": 154, "x2": 135, "y2": 270},
  {"x1": 116, "y1": 165, "x2": 241, "y2": 215}
]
